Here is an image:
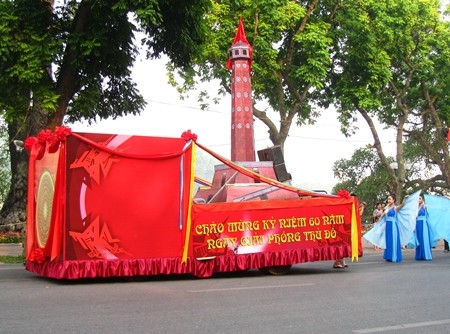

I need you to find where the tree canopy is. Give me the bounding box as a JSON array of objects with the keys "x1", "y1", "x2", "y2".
[
  {"x1": 328, "y1": 0, "x2": 450, "y2": 198},
  {"x1": 168, "y1": 0, "x2": 337, "y2": 151},
  {"x1": 0, "y1": 0, "x2": 211, "y2": 227},
  {"x1": 1, "y1": 0, "x2": 450, "y2": 228},
  {"x1": 171, "y1": 0, "x2": 450, "y2": 199},
  {"x1": 0, "y1": 0, "x2": 211, "y2": 128}
]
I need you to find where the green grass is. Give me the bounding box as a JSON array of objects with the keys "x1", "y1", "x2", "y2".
[{"x1": 0, "y1": 255, "x2": 24, "y2": 264}]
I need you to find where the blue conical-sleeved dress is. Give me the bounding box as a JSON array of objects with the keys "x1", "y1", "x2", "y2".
[
  {"x1": 415, "y1": 206, "x2": 433, "y2": 260},
  {"x1": 384, "y1": 207, "x2": 403, "y2": 262}
]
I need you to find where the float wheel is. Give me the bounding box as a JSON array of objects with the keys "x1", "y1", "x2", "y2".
[{"x1": 259, "y1": 265, "x2": 292, "y2": 275}]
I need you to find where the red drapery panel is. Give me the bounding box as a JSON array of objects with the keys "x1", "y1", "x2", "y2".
[{"x1": 25, "y1": 129, "x2": 194, "y2": 271}]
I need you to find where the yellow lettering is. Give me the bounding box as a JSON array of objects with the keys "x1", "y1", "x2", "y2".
[
  {"x1": 303, "y1": 231, "x2": 316, "y2": 241},
  {"x1": 262, "y1": 218, "x2": 276, "y2": 230},
  {"x1": 227, "y1": 220, "x2": 260, "y2": 232},
  {"x1": 322, "y1": 214, "x2": 345, "y2": 225},
  {"x1": 282, "y1": 216, "x2": 307, "y2": 229},
  {"x1": 309, "y1": 217, "x2": 320, "y2": 226},
  {"x1": 240, "y1": 235, "x2": 265, "y2": 246},
  {"x1": 267, "y1": 232, "x2": 301, "y2": 244},
  {"x1": 195, "y1": 222, "x2": 224, "y2": 235},
  {"x1": 206, "y1": 237, "x2": 238, "y2": 250}
]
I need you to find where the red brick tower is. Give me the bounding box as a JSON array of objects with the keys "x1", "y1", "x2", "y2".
[
  {"x1": 194, "y1": 19, "x2": 296, "y2": 203},
  {"x1": 227, "y1": 18, "x2": 255, "y2": 162}
]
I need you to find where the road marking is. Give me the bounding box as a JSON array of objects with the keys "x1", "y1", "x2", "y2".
[
  {"x1": 353, "y1": 319, "x2": 450, "y2": 333},
  {"x1": 188, "y1": 283, "x2": 314, "y2": 293}
]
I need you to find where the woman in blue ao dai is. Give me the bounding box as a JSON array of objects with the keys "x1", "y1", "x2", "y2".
[
  {"x1": 415, "y1": 194, "x2": 433, "y2": 260},
  {"x1": 383, "y1": 193, "x2": 405, "y2": 262}
]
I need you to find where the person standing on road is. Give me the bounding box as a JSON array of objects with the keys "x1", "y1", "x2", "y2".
[
  {"x1": 372, "y1": 202, "x2": 383, "y2": 225},
  {"x1": 421, "y1": 194, "x2": 450, "y2": 254},
  {"x1": 371, "y1": 202, "x2": 383, "y2": 250},
  {"x1": 364, "y1": 191, "x2": 422, "y2": 261},
  {"x1": 413, "y1": 194, "x2": 435, "y2": 261},
  {"x1": 333, "y1": 199, "x2": 366, "y2": 269},
  {"x1": 381, "y1": 193, "x2": 407, "y2": 262}
]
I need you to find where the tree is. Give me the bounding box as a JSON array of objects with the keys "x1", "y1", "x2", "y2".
[
  {"x1": 331, "y1": 146, "x2": 389, "y2": 223},
  {"x1": 0, "y1": 120, "x2": 11, "y2": 208},
  {"x1": 327, "y1": 0, "x2": 450, "y2": 200},
  {"x1": 168, "y1": 0, "x2": 450, "y2": 201},
  {"x1": 330, "y1": 142, "x2": 432, "y2": 223},
  {"x1": 0, "y1": 0, "x2": 211, "y2": 228},
  {"x1": 168, "y1": 0, "x2": 339, "y2": 153}
]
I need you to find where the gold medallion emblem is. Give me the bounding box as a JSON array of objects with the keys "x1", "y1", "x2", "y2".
[{"x1": 36, "y1": 170, "x2": 55, "y2": 248}]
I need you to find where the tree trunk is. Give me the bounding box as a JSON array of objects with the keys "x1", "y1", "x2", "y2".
[{"x1": 0, "y1": 107, "x2": 48, "y2": 231}]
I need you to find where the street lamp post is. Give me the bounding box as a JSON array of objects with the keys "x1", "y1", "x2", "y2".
[{"x1": 389, "y1": 161, "x2": 400, "y2": 200}]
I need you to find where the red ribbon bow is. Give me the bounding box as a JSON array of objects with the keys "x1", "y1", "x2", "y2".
[
  {"x1": 337, "y1": 189, "x2": 350, "y2": 198},
  {"x1": 181, "y1": 130, "x2": 198, "y2": 142}
]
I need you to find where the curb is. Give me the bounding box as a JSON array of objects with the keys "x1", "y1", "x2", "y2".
[{"x1": 0, "y1": 243, "x2": 24, "y2": 257}]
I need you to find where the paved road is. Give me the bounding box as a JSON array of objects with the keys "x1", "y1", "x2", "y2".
[{"x1": 1, "y1": 246, "x2": 450, "y2": 334}]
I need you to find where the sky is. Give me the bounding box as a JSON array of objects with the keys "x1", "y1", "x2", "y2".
[{"x1": 72, "y1": 56, "x2": 396, "y2": 193}]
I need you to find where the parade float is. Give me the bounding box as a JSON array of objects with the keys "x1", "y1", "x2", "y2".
[{"x1": 24, "y1": 20, "x2": 362, "y2": 279}]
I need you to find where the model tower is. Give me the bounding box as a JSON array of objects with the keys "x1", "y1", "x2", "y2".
[
  {"x1": 226, "y1": 18, "x2": 255, "y2": 162},
  {"x1": 194, "y1": 19, "x2": 294, "y2": 203}
]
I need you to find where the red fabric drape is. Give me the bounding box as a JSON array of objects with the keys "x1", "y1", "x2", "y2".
[
  {"x1": 26, "y1": 129, "x2": 194, "y2": 266},
  {"x1": 26, "y1": 141, "x2": 64, "y2": 263},
  {"x1": 44, "y1": 143, "x2": 65, "y2": 261},
  {"x1": 25, "y1": 244, "x2": 355, "y2": 279},
  {"x1": 70, "y1": 132, "x2": 188, "y2": 160},
  {"x1": 25, "y1": 146, "x2": 38, "y2": 259}
]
